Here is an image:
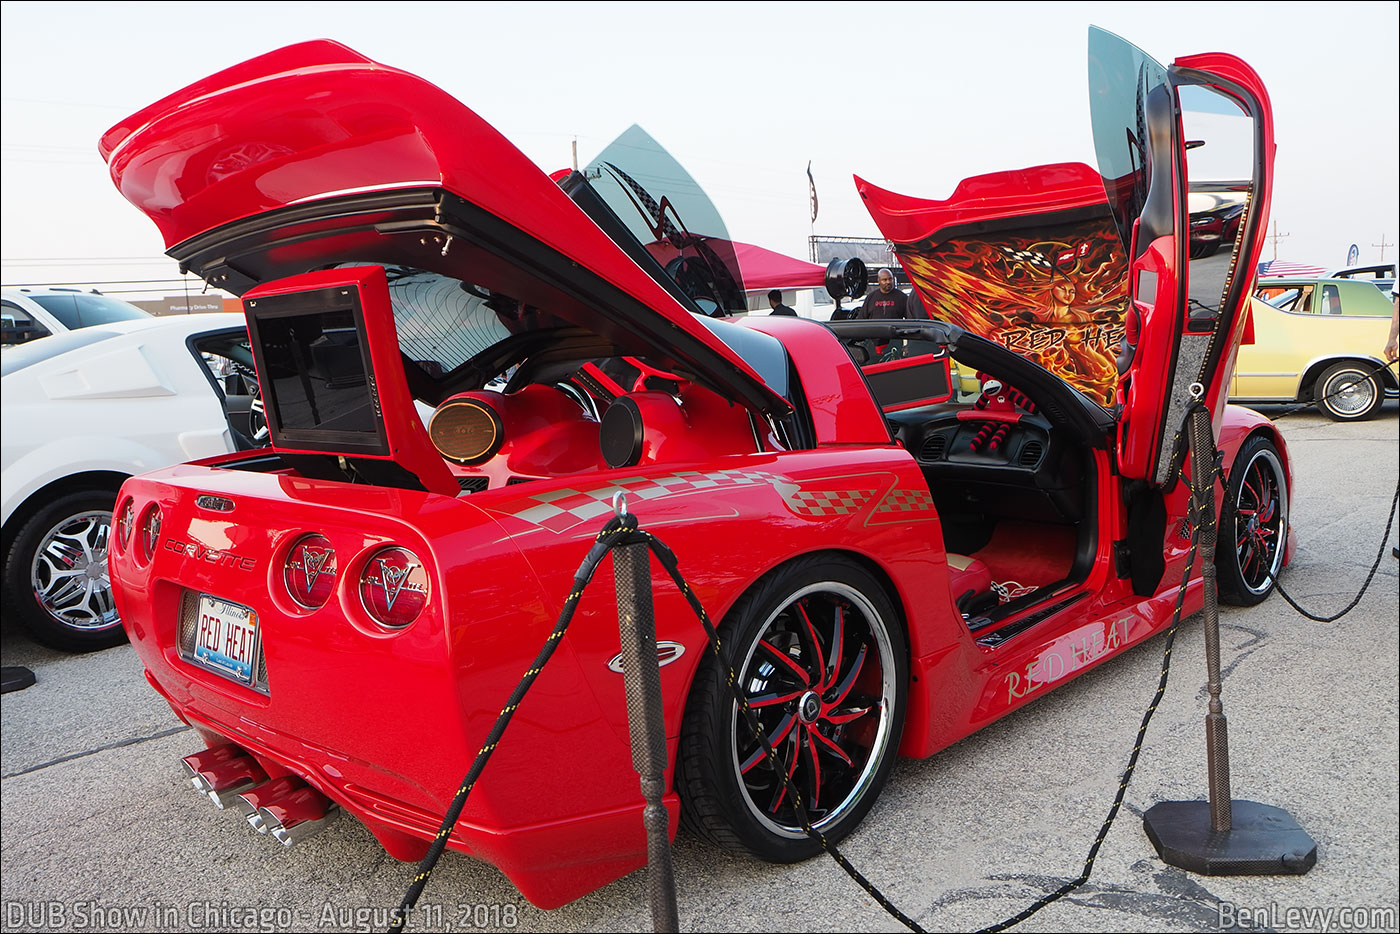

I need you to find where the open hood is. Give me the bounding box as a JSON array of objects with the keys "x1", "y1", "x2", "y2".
[
  {"x1": 857, "y1": 162, "x2": 1128, "y2": 407},
  {"x1": 100, "y1": 40, "x2": 790, "y2": 418}
]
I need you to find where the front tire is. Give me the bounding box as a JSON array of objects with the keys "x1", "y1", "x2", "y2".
[
  {"x1": 1216, "y1": 437, "x2": 1289, "y2": 606},
  {"x1": 677, "y1": 555, "x2": 907, "y2": 862},
  {"x1": 1314, "y1": 361, "x2": 1382, "y2": 421},
  {"x1": 3, "y1": 489, "x2": 127, "y2": 651}
]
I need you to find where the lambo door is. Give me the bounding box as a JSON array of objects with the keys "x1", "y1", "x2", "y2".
[
  {"x1": 1088, "y1": 27, "x2": 1274, "y2": 486},
  {"x1": 857, "y1": 28, "x2": 1274, "y2": 489}
]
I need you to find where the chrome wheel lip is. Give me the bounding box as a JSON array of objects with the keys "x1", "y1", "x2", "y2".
[
  {"x1": 729, "y1": 581, "x2": 897, "y2": 840},
  {"x1": 29, "y1": 509, "x2": 121, "y2": 632},
  {"x1": 1322, "y1": 369, "x2": 1376, "y2": 417},
  {"x1": 1234, "y1": 448, "x2": 1288, "y2": 595}
]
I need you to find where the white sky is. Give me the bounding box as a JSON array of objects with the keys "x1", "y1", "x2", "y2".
[{"x1": 2, "y1": 0, "x2": 1397, "y2": 297}]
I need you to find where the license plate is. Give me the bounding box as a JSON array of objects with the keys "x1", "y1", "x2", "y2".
[{"x1": 192, "y1": 595, "x2": 260, "y2": 686}]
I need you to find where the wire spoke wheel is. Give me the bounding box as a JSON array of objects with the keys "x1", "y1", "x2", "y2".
[{"x1": 1316, "y1": 362, "x2": 1382, "y2": 420}]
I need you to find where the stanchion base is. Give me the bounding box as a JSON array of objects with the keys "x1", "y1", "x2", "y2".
[
  {"x1": 1143, "y1": 800, "x2": 1316, "y2": 875},
  {"x1": 1, "y1": 666, "x2": 36, "y2": 694}
]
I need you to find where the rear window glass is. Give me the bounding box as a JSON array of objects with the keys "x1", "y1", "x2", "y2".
[{"x1": 28, "y1": 293, "x2": 150, "y2": 329}]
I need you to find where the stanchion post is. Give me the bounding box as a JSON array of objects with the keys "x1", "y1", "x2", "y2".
[
  {"x1": 1142, "y1": 400, "x2": 1316, "y2": 875},
  {"x1": 1189, "y1": 405, "x2": 1233, "y2": 833},
  {"x1": 611, "y1": 497, "x2": 681, "y2": 934}
]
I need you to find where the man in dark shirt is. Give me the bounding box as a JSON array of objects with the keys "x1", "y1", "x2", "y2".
[
  {"x1": 857, "y1": 268, "x2": 911, "y2": 319},
  {"x1": 767, "y1": 289, "x2": 797, "y2": 316}
]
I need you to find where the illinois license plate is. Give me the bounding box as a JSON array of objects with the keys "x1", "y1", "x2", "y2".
[{"x1": 192, "y1": 595, "x2": 260, "y2": 686}]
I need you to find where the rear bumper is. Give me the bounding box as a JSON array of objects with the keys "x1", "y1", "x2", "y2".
[{"x1": 113, "y1": 462, "x2": 661, "y2": 907}]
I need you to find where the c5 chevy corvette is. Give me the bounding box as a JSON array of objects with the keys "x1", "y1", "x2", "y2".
[{"x1": 102, "y1": 29, "x2": 1289, "y2": 907}]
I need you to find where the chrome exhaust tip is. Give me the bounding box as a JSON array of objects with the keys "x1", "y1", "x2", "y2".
[
  {"x1": 188, "y1": 756, "x2": 269, "y2": 809},
  {"x1": 234, "y1": 777, "x2": 305, "y2": 833},
  {"x1": 180, "y1": 744, "x2": 243, "y2": 787},
  {"x1": 255, "y1": 786, "x2": 338, "y2": 847}
]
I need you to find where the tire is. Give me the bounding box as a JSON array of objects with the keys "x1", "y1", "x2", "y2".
[
  {"x1": 1215, "y1": 437, "x2": 1289, "y2": 606},
  {"x1": 677, "y1": 555, "x2": 907, "y2": 861},
  {"x1": 2, "y1": 489, "x2": 127, "y2": 652},
  {"x1": 1314, "y1": 361, "x2": 1383, "y2": 421}
]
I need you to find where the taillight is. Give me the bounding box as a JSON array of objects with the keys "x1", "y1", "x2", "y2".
[
  {"x1": 116, "y1": 499, "x2": 135, "y2": 552},
  {"x1": 358, "y1": 547, "x2": 428, "y2": 629},
  {"x1": 137, "y1": 503, "x2": 162, "y2": 564},
  {"x1": 284, "y1": 535, "x2": 337, "y2": 609}
]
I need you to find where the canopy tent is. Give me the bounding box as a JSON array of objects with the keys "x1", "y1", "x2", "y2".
[{"x1": 730, "y1": 240, "x2": 827, "y2": 292}]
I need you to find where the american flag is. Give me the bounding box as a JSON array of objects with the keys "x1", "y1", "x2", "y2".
[{"x1": 1257, "y1": 259, "x2": 1327, "y2": 277}]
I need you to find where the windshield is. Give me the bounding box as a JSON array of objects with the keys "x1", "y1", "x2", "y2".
[
  {"x1": 579, "y1": 125, "x2": 746, "y2": 316},
  {"x1": 28, "y1": 292, "x2": 151, "y2": 329}
]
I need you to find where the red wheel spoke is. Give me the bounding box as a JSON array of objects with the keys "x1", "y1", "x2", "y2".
[
  {"x1": 824, "y1": 704, "x2": 873, "y2": 726},
  {"x1": 805, "y1": 731, "x2": 823, "y2": 811},
  {"x1": 825, "y1": 644, "x2": 867, "y2": 707},
  {"x1": 747, "y1": 688, "x2": 805, "y2": 708},
  {"x1": 757, "y1": 640, "x2": 812, "y2": 687},
  {"x1": 740, "y1": 711, "x2": 797, "y2": 774},
  {"x1": 823, "y1": 605, "x2": 845, "y2": 692},
  {"x1": 810, "y1": 727, "x2": 854, "y2": 766},
  {"x1": 767, "y1": 729, "x2": 802, "y2": 813},
  {"x1": 795, "y1": 601, "x2": 826, "y2": 681}
]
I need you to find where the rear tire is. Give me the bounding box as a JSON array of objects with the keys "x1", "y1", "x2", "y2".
[
  {"x1": 677, "y1": 555, "x2": 906, "y2": 861},
  {"x1": 3, "y1": 489, "x2": 127, "y2": 652},
  {"x1": 1314, "y1": 361, "x2": 1382, "y2": 421}
]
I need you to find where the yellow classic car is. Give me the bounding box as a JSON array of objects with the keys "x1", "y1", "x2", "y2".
[{"x1": 1233, "y1": 277, "x2": 1398, "y2": 420}]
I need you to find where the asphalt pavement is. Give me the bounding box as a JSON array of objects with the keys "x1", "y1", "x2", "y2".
[{"x1": 2, "y1": 405, "x2": 1397, "y2": 934}]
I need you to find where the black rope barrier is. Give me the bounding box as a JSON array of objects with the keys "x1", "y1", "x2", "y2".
[{"x1": 1263, "y1": 485, "x2": 1398, "y2": 623}]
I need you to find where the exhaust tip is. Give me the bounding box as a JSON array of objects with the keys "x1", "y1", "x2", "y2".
[
  {"x1": 234, "y1": 777, "x2": 306, "y2": 834},
  {"x1": 256, "y1": 786, "x2": 339, "y2": 847}
]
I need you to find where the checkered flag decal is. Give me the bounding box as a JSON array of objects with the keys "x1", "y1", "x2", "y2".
[{"x1": 507, "y1": 468, "x2": 774, "y2": 533}]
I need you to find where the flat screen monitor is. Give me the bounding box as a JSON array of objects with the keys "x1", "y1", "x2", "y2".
[{"x1": 244, "y1": 284, "x2": 390, "y2": 457}]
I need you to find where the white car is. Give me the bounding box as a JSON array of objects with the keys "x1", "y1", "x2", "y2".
[
  {"x1": 1, "y1": 313, "x2": 260, "y2": 651},
  {"x1": 2, "y1": 287, "x2": 152, "y2": 349}
]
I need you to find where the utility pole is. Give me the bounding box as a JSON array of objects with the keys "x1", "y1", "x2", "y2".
[
  {"x1": 571, "y1": 138, "x2": 578, "y2": 173},
  {"x1": 1268, "y1": 220, "x2": 1290, "y2": 261},
  {"x1": 1372, "y1": 234, "x2": 1393, "y2": 263}
]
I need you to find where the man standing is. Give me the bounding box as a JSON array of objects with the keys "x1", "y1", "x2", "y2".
[
  {"x1": 857, "y1": 268, "x2": 911, "y2": 319},
  {"x1": 767, "y1": 289, "x2": 797, "y2": 316}
]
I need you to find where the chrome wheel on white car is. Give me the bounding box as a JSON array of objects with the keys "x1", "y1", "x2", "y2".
[{"x1": 3, "y1": 490, "x2": 127, "y2": 651}]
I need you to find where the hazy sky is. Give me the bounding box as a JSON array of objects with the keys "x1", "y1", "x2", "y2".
[{"x1": 2, "y1": 0, "x2": 1397, "y2": 298}]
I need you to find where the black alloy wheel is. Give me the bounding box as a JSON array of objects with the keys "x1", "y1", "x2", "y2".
[
  {"x1": 677, "y1": 555, "x2": 907, "y2": 861},
  {"x1": 1216, "y1": 436, "x2": 1289, "y2": 606}
]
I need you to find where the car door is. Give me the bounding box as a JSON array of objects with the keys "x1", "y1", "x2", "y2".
[{"x1": 1088, "y1": 27, "x2": 1274, "y2": 487}]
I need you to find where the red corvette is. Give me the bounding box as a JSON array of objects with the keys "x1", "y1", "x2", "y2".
[{"x1": 104, "y1": 30, "x2": 1291, "y2": 908}]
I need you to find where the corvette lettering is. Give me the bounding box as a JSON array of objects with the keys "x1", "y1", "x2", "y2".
[{"x1": 164, "y1": 538, "x2": 257, "y2": 571}]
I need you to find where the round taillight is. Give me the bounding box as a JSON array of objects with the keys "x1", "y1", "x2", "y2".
[
  {"x1": 429, "y1": 397, "x2": 504, "y2": 465},
  {"x1": 137, "y1": 503, "x2": 162, "y2": 564},
  {"x1": 358, "y1": 547, "x2": 428, "y2": 629},
  {"x1": 284, "y1": 535, "x2": 337, "y2": 609},
  {"x1": 116, "y1": 498, "x2": 135, "y2": 552}
]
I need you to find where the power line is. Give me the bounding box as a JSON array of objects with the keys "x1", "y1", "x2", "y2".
[{"x1": 3, "y1": 278, "x2": 199, "y2": 288}]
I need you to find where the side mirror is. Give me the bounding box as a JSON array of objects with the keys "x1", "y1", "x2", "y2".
[{"x1": 825, "y1": 257, "x2": 868, "y2": 300}]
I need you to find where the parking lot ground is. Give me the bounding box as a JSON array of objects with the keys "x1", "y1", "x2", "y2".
[{"x1": 3, "y1": 406, "x2": 1397, "y2": 933}]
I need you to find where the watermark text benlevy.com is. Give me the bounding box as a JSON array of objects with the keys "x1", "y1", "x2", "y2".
[
  {"x1": 1219, "y1": 901, "x2": 1397, "y2": 932},
  {"x1": 4, "y1": 899, "x2": 519, "y2": 932}
]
